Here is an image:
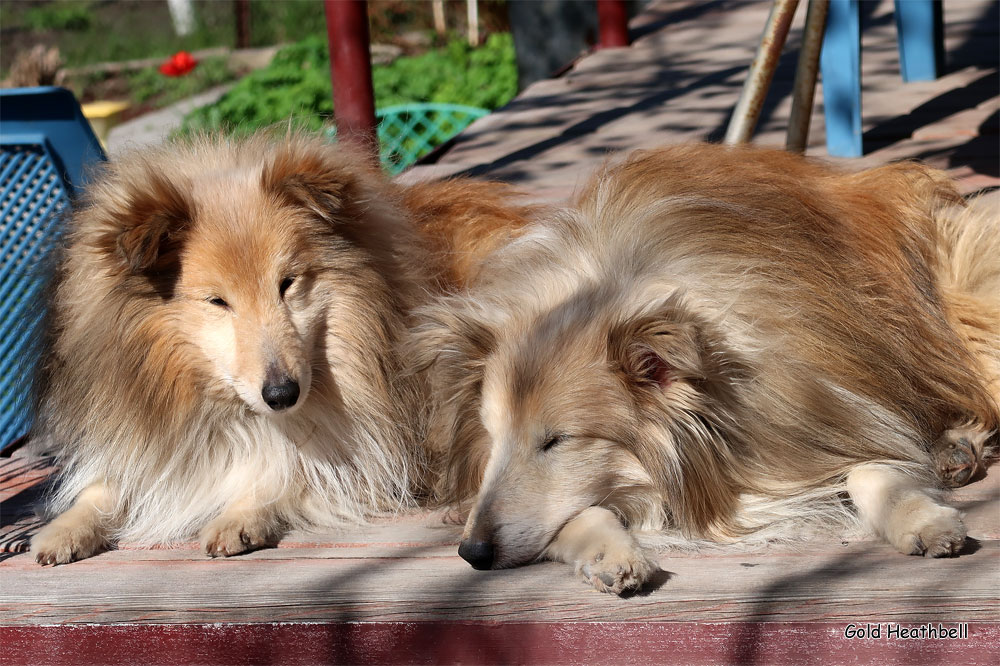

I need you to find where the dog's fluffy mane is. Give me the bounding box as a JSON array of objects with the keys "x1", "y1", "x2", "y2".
[
  {"x1": 415, "y1": 144, "x2": 1000, "y2": 546},
  {"x1": 34, "y1": 133, "x2": 435, "y2": 543}
]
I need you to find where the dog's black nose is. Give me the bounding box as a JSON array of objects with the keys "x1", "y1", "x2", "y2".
[
  {"x1": 458, "y1": 539, "x2": 495, "y2": 570},
  {"x1": 262, "y1": 378, "x2": 300, "y2": 411}
]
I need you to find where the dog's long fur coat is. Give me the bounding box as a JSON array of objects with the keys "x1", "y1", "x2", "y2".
[
  {"x1": 414, "y1": 144, "x2": 999, "y2": 592},
  {"x1": 29, "y1": 133, "x2": 535, "y2": 564}
]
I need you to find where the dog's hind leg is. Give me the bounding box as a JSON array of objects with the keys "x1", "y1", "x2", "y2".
[
  {"x1": 847, "y1": 464, "x2": 967, "y2": 557},
  {"x1": 199, "y1": 495, "x2": 285, "y2": 558},
  {"x1": 543, "y1": 506, "x2": 658, "y2": 594},
  {"x1": 32, "y1": 482, "x2": 118, "y2": 565}
]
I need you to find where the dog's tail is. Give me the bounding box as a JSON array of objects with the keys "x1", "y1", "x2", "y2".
[{"x1": 935, "y1": 194, "x2": 1000, "y2": 419}]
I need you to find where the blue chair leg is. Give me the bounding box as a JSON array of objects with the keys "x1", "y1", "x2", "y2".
[
  {"x1": 821, "y1": 0, "x2": 862, "y2": 157},
  {"x1": 895, "y1": 0, "x2": 943, "y2": 82}
]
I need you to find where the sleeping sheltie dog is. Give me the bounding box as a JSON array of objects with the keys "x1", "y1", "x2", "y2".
[
  {"x1": 30, "y1": 132, "x2": 534, "y2": 564},
  {"x1": 413, "y1": 144, "x2": 1000, "y2": 594}
]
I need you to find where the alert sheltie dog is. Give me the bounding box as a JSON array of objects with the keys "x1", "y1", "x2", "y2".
[
  {"x1": 30, "y1": 132, "x2": 534, "y2": 564},
  {"x1": 414, "y1": 144, "x2": 1000, "y2": 594}
]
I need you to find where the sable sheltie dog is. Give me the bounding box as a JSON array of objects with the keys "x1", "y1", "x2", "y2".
[
  {"x1": 30, "y1": 133, "x2": 533, "y2": 565},
  {"x1": 414, "y1": 144, "x2": 1000, "y2": 594}
]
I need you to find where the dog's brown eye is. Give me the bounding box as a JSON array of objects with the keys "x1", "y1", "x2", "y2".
[
  {"x1": 279, "y1": 277, "x2": 295, "y2": 298},
  {"x1": 542, "y1": 434, "x2": 564, "y2": 452},
  {"x1": 208, "y1": 297, "x2": 228, "y2": 308}
]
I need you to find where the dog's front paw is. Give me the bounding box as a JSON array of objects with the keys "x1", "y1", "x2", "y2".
[
  {"x1": 575, "y1": 539, "x2": 656, "y2": 595},
  {"x1": 32, "y1": 520, "x2": 108, "y2": 565},
  {"x1": 199, "y1": 516, "x2": 276, "y2": 558},
  {"x1": 888, "y1": 502, "x2": 966, "y2": 558}
]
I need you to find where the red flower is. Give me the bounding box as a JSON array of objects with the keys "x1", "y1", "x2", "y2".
[{"x1": 159, "y1": 51, "x2": 198, "y2": 77}]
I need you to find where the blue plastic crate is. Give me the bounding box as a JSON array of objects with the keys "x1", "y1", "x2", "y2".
[{"x1": 0, "y1": 87, "x2": 104, "y2": 450}]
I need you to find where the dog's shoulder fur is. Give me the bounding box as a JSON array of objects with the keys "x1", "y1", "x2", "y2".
[{"x1": 400, "y1": 178, "x2": 541, "y2": 287}]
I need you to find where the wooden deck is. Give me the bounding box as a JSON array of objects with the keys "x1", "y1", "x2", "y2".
[
  {"x1": 404, "y1": 0, "x2": 999, "y2": 202},
  {"x1": 2, "y1": 1, "x2": 998, "y2": 663},
  {"x1": 1, "y1": 455, "x2": 999, "y2": 664}
]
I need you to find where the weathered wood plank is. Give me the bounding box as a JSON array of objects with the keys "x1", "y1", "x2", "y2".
[
  {"x1": 2, "y1": 537, "x2": 997, "y2": 624},
  {"x1": 2, "y1": 448, "x2": 998, "y2": 626}
]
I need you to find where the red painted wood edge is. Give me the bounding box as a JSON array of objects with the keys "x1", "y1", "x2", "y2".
[{"x1": 2, "y1": 622, "x2": 997, "y2": 666}]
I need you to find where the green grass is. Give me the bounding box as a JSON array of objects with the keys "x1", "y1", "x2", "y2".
[
  {"x1": 23, "y1": 2, "x2": 93, "y2": 31},
  {"x1": 125, "y1": 56, "x2": 235, "y2": 106}
]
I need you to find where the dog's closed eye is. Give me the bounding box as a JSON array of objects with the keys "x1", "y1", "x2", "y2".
[
  {"x1": 279, "y1": 276, "x2": 295, "y2": 298},
  {"x1": 542, "y1": 434, "x2": 566, "y2": 452}
]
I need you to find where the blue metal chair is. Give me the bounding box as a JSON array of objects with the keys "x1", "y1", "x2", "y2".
[
  {"x1": 0, "y1": 86, "x2": 105, "y2": 451},
  {"x1": 725, "y1": 0, "x2": 944, "y2": 157},
  {"x1": 821, "y1": 0, "x2": 944, "y2": 157}
]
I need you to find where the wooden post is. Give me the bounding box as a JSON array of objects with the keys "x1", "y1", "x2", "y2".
[
  {"x1": 234, "y1": 0, "x2": 251, "y2": 49},
  {"x1": 724, "y1": 0, "x2": 800, "y2": 145},
  {"x1": 167, "y1": 0, "x2": 195, "y2": 37},
  {"x1": 324, "y1": 0, "x2": 378, "y2": 161},
  {"x1": 432, "y1": 0, "x2": 446, "y2": 36},
  {"x1": 786, "y1": 0, "x2": 829, "y2": 153},
  {"x1": 597, "y1": 0, "x2": 629, "y2": 49},
  {"x1": 466, "y1": 0, "x2": 479, "y2": 46}
]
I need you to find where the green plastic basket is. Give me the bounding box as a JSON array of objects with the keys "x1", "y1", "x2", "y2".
[{"x1": 328, "y1": 103, "x2": 488, "y2": 175}]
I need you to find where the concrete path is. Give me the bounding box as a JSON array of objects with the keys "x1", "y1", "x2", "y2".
[{"x1": 105, "y1": 83, "x2": 232, "y2": 156}]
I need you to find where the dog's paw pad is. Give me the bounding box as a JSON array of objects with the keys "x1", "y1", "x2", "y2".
[
  {"x1": 934, "y1": 437, "x2": 979, "y2": 488},
  {"x1": 199, "y1": 519, "x2": 273, "y2": 558},
  {"x1": 933, "y1": 425, "x2": 990, "y2": 488},
  {"x1": 31, "y1": 522, "x2": 107, "y2": 566},
  {"x1": 577, "y1": 546, "x2": 656, "y2": 595}
]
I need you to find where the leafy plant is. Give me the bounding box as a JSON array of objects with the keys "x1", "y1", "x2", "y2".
[
  {"x1": 179, "y1": 32, "x2": 517, "y2": 136},
  {"x1": 373, "y1": 34, "x2": 517, "y2": 109},
  {"x1": 179, "y1": 36, "x2": 332, "y2": 135}
]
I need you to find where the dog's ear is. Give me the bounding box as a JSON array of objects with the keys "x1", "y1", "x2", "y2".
[
  {"x1": 609, "y1": 300, "x2": 707, "y2": 391},
  {"x1": 113, "y1": 172, "x2": 192, "y2": 273},
  {"x1": 408, "y1": 300, "x2": 496, "y2": 502},
  {"x1": 262, "y1": 145, "x2": 358, "y2": 223},
  {"x1": 409, "y1": 300, "x2": 496, "y2": 379}
]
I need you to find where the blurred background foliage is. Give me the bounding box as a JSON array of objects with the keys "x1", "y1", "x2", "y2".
[
  {"x1": 2, "y1": 0, "x2": 516, "y2": 168},
  {"x1": 2, "y1": 0, "x2": 509, "y2": 67},
  {"x1": 180, "y1": 33, "x2": 516, "y2": 136},
  {"x1": 1, "y1": 1, "x2": 513, "y2": 116}
]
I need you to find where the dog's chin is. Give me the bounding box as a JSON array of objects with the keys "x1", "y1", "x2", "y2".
[
  {"x1": 490, "y1": 535, "x2": 551, "y2": 570},
  {"x1": 490, "y1": 550, "x2": 538, "y2": 570},
  {"x1": 482, "y1": 517, "x2": 580, "y2": 570}
]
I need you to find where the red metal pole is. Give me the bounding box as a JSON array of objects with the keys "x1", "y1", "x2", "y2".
[
  {"x1": 324, "y1": 0, "x2": 378, "y2": 161},
  {"x1": 597, "y1": 0, "x2": 629, "y2": 49}
]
